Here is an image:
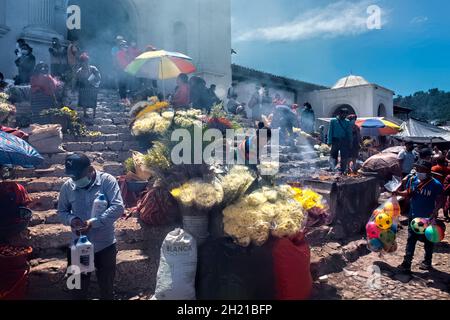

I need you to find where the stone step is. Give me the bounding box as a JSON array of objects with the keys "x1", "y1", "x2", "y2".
[
  {"x1": 16, "y1": 177, "x2": 66, "y2": 193},
  {"x1": 31, "y1": 210, "x2": 60, "y2": 226},
  {"x1": 63, "y1": 140, "x2": 140, "y2": 153},
  {"x1": 28, "y1": 218, "x2": 146, "y2": 256},
  {"x1": 40, "y1": 151, "x2": 131, "y2": 167},
  {"x1": 29, "y1": 191, "x2": 59, "y2": 211},
  {"x1": 63, "y1": 133, "x2": 134, "y2": 143},
  {"x1": 28, "y1": 249, "x2": 155, "y2": 300},
  {"x1": 86, "y1": 125, "x2": 131, "y2": 135},
  {"x1": 16, "y1": 161, "x2": 125, "y2": 179}
]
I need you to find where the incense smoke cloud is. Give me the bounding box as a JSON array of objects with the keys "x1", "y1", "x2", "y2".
[{"x1": 236, "y1": 0, "x2": 388, "y2": 42}]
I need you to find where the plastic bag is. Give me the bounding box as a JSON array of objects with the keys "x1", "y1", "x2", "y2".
[
  {"x1": 28, "y1": 124, "x2": 64, "y2": 154},
  {"x1": 366, "y1": 178, "x2": 401, "y2": 253}
]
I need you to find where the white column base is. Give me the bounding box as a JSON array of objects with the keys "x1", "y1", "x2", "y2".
[{"x1": 21, "y1": 25, "x2": 63, "y2": 45}]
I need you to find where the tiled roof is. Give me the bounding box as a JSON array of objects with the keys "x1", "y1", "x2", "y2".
[{"x1": 232, "y1": 64, "x2": 327, "y2": 91}]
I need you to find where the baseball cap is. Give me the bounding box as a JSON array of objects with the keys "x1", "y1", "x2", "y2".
[{"x1": 65, "y1": 154, "x2": 91, "y2": 178}]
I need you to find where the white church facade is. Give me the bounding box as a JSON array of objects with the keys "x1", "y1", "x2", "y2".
[{"x1": 0, "y1": 0, "x2": 232, "y2": 93}]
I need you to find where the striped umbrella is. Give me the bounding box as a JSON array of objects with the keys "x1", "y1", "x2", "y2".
[
  {"x1": 126, "y1": 50, "x2": 196, "y2": 79},
  {"x1": 356, "y1": 118, "x2": 401, "y2": 136},
  {"x1": 0, "y1": 131, "x2": 43, "y2": 168},
  {"x1": 126, "y1": 50, "x2": 196, "y2": 99}
]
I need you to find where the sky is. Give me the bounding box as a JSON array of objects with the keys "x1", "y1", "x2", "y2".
[{"x1": 231, "y1": 0, "x2": 450, "y2": 96}]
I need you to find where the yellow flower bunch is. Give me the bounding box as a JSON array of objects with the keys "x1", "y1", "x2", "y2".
[
  {"x1": 132, "y1": 111, "x2": 173, "y2": 136},
  {"x1": 174, "y1": 109, "x2": 203, "y2": 129},
  {"x1": 291, "y1": 187, "x2": 325, "y2": 211},
  {"x1": 171, "y1": 179, "x2": 224, "y2": 210},
  {"x1": 136, "y1": 101, "x2": 170, "y2": 120},
  {"x1": 221, "y1": 166, "x2": 256, "y2": 204},
  {"x1": 0, "y1": 92, "x2": 9, "y2": 103},
  {"x1": 143, "y1": 142, "x2": 172, "y2": 170},
  {"x1": 223, "y1": 185, "x2": 305, "y2": 247}
]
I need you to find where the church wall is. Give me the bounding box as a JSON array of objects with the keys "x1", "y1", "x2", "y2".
[
  {"x1": 133, "y1": 0, "x2": 231, "y2": 98},
  {"x1": 0, "y1": 0, "x2": 232, "y2": 94},
  {"x1": 304, "y1": 85, "x2": 393, "y2": 119},
  {"x1": 372, "y1": 87, "x2": 394, "y2": 118}
]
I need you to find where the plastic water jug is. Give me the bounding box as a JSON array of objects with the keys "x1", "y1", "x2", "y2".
[
  {"x1": 71, "y1": 236, "x2": 95, "y2": 274},
  {"x1": 91, "y1": 194, "x2": 108, "y2": 219}
]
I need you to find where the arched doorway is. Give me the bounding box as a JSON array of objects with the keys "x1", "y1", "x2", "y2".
[
  {"x1": 68, "y1": 0, "x2": 138, "y2": 85},
  {"x1": 378, "y1": 104, "x2": 387, "y2": 117},
  {"x1": 331, "y1": 104, "x2": 357, "y2": 118}
]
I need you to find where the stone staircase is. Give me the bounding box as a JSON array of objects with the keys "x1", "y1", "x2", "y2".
[
  {"x1": 13, "y1": 91, "x2": 370, "y2": 300},
  {"x1": 12, "y1": 90, "x2": 173, "y2": 300}
]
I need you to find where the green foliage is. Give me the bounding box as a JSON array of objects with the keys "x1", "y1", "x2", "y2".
[
  {"x1": 394, "y1": 89, "x2": 450, "y2": 122},
  {"x1": 124, "y1": 157, "x2": 136, "y2": 173}
]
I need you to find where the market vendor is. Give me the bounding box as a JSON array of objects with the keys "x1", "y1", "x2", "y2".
[
  {"x1": 0, "y1": 166, "x2": 31, "y2": 241},
  {"x1": 327, "y1": 109, "x2": 353, "y2": 174},
  {"x1": 238, "y1": 122, "x2": 272, "y2": 169},
  {"x1": 171, "y1": 73, "x2": 190, "y2": 108},
  {"x1": 395, "y1": 160, "x2": 444, "y2": 273},
  {"x1": 57, "y1": 153, "x2": 124, "y2": 300}
]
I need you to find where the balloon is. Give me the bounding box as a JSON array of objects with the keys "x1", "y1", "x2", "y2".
[
  {"x1": 425, "y1": 225, "x2": 444, "y2": 243},
  {"x1": 383, "y1": 202, "x2": 401, "y2": 218},
  {"x1": 368, "y1": 238, "x2": 384, "y2": 252},
  {"x1": 410, "y1": 218, "x2": 429, "y2": 235},
  {"x1": 379, "y1": 230, "x2": 396, "y2": 247},
  {"x1": 375, "y1": 213, "x2": 393, "y2": 230},
  {"x1": 366, "y1": 222, "x2": 381, "y2": 239}
]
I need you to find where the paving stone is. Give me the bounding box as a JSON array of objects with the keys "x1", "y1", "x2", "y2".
[{"x1": 106, "y1": 141, "x2": 124, "y2": 151}]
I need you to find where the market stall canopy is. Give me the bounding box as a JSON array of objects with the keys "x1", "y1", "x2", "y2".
[
  {"x1": 0, "y1": 131, "x2": 44, "y2": 168},
  {"x1": 394, "y1": 118, "x2": 450, "y2": 143},
  {"x1": 318, "y1": 117, "x2": 402, "y2": 136}
]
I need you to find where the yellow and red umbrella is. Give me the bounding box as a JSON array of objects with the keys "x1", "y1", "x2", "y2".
[{"x1": 356, "y1": 118, "x2": 401, "y2": 136}]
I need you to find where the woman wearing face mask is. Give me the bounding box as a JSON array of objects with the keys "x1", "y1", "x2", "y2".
[
  {"x1": 14, "y1": 44, "x2": 36, "y2": 85},
  {"x1": 395, "y1": 160, "x2": 444, "y2": 273}
]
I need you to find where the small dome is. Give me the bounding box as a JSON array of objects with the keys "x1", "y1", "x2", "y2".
[{"x1": 332, "y1": 75, "x2": 369, "y2": 89}]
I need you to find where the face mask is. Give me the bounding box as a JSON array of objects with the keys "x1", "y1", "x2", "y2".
[
  {"x1": 417, "y1": 173, "x2": 428, "y2": 180},
  {"x1": 73, "y1": 176, "x2": 92, "y2": 189}
]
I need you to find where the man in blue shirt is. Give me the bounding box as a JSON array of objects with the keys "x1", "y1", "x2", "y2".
[
  {"x1": 327, "y1": 109, "x2": 353, "y2": 174},
  {"x1": 396, "y1": 160, "x2": 444, "y2": 273},
  {"x1": 58, "y1": 153, "x2": 124, "y2": 300}
]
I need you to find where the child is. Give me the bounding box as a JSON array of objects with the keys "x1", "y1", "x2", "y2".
[{"x1": 396, "y1": 160, "x2": 444, "y2": 273}]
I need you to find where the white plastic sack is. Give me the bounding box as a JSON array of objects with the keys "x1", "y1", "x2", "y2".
[
  {"x1": 182, "y1": 215, "x2": 209, "y2": 246},
  {"x1": 153, "y1": 228, "x2": 197, "y2": 300},
  {"x1": 28, "y1": 124, "x2": 64, "y2": 154}
]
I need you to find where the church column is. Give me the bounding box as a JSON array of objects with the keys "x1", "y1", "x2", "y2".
[
  {"x1": 22, "y1": 0, "x2": 62, "y2": 43},
  {"x1": 0, "y1": 0, "x2": 10, "y2": 37}
]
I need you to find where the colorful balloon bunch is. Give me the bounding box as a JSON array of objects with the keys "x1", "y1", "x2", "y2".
[
  {"x1": 366, "y1": 197, "x2": 401, "y2": 253},
  {"x1": 411, "y1": 218, "x2": 446, "y2": 243}
]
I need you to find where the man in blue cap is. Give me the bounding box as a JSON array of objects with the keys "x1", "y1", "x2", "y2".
[
  {"x1": 57, "y1": 153, "x2": 124, "y2": 300},
  {"x1": 396, "y1": 160, "x2": 444, "y2": 274}
]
